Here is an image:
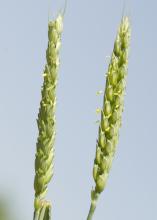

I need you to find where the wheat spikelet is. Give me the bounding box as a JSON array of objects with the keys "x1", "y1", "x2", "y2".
[
  {"x1": 87, "y1": 16, "x2": 131, "y2": 220},
  {"x1": 33, "y1": 13, "x2": 63, "y2": 219}
]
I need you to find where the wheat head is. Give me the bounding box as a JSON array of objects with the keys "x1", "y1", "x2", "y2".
[
  {"x1": 33, "y1": 13, "x2": 63, "y2": 219},
  {"x1": 87, "y1": 16, "x2": 131, "y2": 220}
]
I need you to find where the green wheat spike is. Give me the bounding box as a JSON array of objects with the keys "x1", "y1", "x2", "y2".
[
  {"x1": 87, "y1": 16, "x2": 131, "y2": 220},
  {"x1": 33, "y1": 13, "x2": 63, "y2": 220}
]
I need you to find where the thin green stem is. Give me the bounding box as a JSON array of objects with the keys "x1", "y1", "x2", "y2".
[
  {"x1": 33, "y1": 210, "x2": 40, "y2": 220},
  {"x1": 87, "y1": 202, "x2": 96, "y2": 220},
  {"x1": 33, "y1": 204, "x2": 51, "y2": 220},
  {"x1": 87, "y1": 191, "x2": 99, "y2": 220}
]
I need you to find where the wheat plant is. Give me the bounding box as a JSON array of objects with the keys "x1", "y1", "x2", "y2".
[
  {"x1": 33, "y1": 13, "x2": 63, "y2": 220},
  {"x1": 87, "y1": 16, "x2": 131, "y2": 220},
  {"x1": 32, "y1": 10, "x2": 130, "y2": 220}
]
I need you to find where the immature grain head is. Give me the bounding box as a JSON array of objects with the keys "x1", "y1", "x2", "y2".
[
  {"x1": 34, "y1": 13, "x2": 63, "y2": 213},
  {"x1": 87, "y1": 16, "x2": 131, "y2": 220},
  {"x1": 93, "y1": 16, "x2": 130, "y2": 194}
]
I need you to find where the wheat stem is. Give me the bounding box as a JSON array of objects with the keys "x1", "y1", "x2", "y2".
[
  {"x1": 87, "y1": 203, "x2": 96, "y2": 220},
  {"x1": 87, "y1": 191, "x2": 99, "y2": 220},
  {"x1": 33, "y1": 202, "x2": 51, "y2": 220}
]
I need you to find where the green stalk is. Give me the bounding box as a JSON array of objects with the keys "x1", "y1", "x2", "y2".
[
  {"x1": 87, "y1": 16, "x2": 131, "y2": 220},
  {"x1": 87, "y1": 191, "x2": 99, "y2": 220},
  {"x1": 87, "y1": 203, "x2": 96, "y2": 220},
  {"x1": 33, "y1": 13, "x2": 63, "y2": 220},
  {"x1": 33, "y1": 202, "x2": 51, "y2": 220}
]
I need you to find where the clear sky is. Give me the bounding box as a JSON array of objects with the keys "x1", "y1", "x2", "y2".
[{"x1": 0, "y1": 0, "x2": 156, "y2": 220}]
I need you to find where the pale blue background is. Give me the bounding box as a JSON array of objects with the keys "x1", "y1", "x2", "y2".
[{"x1": 0, "y1": 0, "x2": 156, "y2": 220}]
